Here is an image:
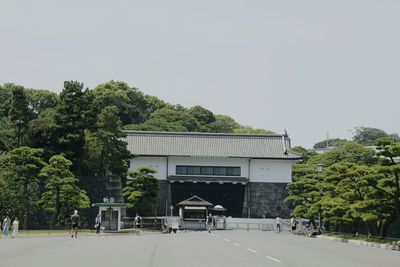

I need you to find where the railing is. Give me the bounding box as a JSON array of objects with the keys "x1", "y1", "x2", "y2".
[{"x1": 225, "y1": 218, "x2": 292, "y2": 231}]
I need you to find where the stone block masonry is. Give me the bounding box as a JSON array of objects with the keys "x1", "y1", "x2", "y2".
[{"x1": 242, "y1": 182, "x2": 291, "y2": 218}]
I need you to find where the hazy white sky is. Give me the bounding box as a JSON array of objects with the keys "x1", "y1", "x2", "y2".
[{"x1": 1, "y1": 0, "x2": 399, "y2": 148}]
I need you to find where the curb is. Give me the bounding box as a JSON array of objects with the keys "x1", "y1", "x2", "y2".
[{"x1": 316, "y1": 235, "x2": 398, "y2": 251}]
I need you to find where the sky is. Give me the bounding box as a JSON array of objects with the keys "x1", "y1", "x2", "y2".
[{"x1": 1, "y1": 0, "x2": 399, "y2": 148}]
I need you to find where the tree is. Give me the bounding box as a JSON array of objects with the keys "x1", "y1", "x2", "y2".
[
  {"x1": 188, "y1": 105, "x2": 216, "y2": 125},
  {"x1": 8, "y1": 85, "x2": 30, "y2": 146},
  {"x1": 39, "y1": 155, "x2": 90, "y2": 227},
  {"x1": 55, "y1": 81, "x2": 92, "y2": 174},
  {"x1": 0, "y1": 83, "x2": 13, "y2": 118},
  {"x1": 25, "y1": 89, "x2": 59, "y2": 118},
  {"x1": 313, "y1": 138, "x2": 348, "y2": 149},
  {"x1": 2, "y1": 147, "x2": 46, "y2": 229},
  {"x1": 206, "y1": 114, "x2": 240, "y2": 133},
  {"x1": 85, "y1": 106, "x2": 131, "y2": 178},
  {"x1": 319, "y1": 163, "x2": 371, "y2": 233},
  {"x1": 233, "y1": 126, "x2": 274, "y2": 135},
  {"x1": 27, "y1": 108, "x2": 59, "y2": 160},
  {"x1": 125, "y1": 105, "x2": 201, "y2": 132},
  {"x1": 0, "y1": 117, "x2": 14, "y2": 152},
  {"x1": 307, "y1": 142, "x2": 377, "y2": 167},
  {"x1": 91, "y1": 80, "x2": 166, "y2": 125},
  {"x1": 352, "y1": 127, "x2": 389, "y2": 146},
  {"x1": 123, "y1": 166, "x2": 159, "y2": 216},
  {"x1": 372, "y1": 137, "x2": 400, "y2": 234}
]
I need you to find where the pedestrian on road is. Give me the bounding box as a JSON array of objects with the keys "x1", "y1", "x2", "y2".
[
  {"x1": 134, "y1": 213, "x2": 142, "y2": 236},
  {"x1": 276, "y1": 215, "x2": 282, "y2": 234},
  {"x1": 11, "y1": 217, "x2": 19, "y2": 238},
  {"x1": 95, "y1": 214, "x2": 101, "y2": 234},
  {"x1": 207, "y1": 214, "x2": 213, "y2": 233},
  {"x1": 2, "y1": 216, "x2": 11, "y2": 237},
  {"x1": 70, "y1": 210, "x2": 80, "y2": 238},
  {"x1": 290, "y1": 216, "x2": 297, "y2": 233}
]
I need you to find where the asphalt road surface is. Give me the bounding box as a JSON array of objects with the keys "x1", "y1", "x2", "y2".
[{"x1": 0, "y1": 230, "x2": 399, "y2": 267}]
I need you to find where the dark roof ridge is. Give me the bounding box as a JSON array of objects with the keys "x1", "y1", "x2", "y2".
[{"x1": 122, "y1": 130, "x2": 285, "y2": 138}]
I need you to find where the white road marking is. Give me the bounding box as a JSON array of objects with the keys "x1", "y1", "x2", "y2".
[
  {"x1": 233, "y1": 243, "x2": 242, "y2": 247},
  {"x1": 246, "y1": 248, "x2": 257, "y2": 253},
  {"x1": 224, "y1": 238, "x2": 230, "y2": 242},
  {"x1": 266, "y1": 256, "x2": 282, "y2": 263}
]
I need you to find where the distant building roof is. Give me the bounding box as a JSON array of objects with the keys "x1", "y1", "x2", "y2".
[
  {"x1": 177, "y1": 195, "x2": 213, "y2": 207},
  {"x1": 122, "y1": 131, "x2": 303, "y2": 160}
]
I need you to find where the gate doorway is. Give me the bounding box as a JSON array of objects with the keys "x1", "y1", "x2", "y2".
[{"x1": 101, "y1": 210, "x2": 119, "y2": 231}]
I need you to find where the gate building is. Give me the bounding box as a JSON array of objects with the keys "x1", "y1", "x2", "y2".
[{"x1": 123, "y1": 131, "x2": 302, "y2": 218}]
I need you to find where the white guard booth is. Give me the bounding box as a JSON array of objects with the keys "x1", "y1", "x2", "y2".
[{"x1": 92, "y1": 202, "x2": 126, "y2": 232}]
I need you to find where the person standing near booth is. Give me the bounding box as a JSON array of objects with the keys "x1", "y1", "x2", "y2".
[
  {"x1": 276, "y1": 215, "x2": 282, "y2": 234},
  {"x1": 207, "y1": 214, "x2": 213, "y2": 233},
  {"x1": 95, "y1": 214, "x2": 101, "y2": 234}
]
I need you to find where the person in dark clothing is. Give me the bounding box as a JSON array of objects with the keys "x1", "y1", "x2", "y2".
[
  {"x1": 207, "y1": 214, "x2": 213, "y2": 233},
  {"x1": 70, "y1": 210, "x2": 80, "y2": 238},
  {"x1": 95, "y1": 214, "x2": 101, "y2": 234}
]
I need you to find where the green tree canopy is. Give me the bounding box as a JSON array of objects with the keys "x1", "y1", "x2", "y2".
[
  {"x1": 352, "y1": 127, "x2": 389, "y2": 146},
  {"x1": 39, "y1": 155, "x2": 90, "y2": 226},
  {"x1": 313, "y1": 138, "x2": 348, "y2": 149},
  {"x1": 123, "y1": 166, "x2": 159, "y2": 216},
  {"x1": 84, "y1": 106, "x2": 131, "y2": 178},
  {"x1": 2, "y1": 146, "x2": 46, "y2": 229}
]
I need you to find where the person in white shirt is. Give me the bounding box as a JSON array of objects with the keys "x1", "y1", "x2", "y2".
[
  {"x1": 276, "y1": 215, "x2": 282, "y2": 234},
  {"x1": 12, "y1": 218, "x2": 19, "y2": 238}
]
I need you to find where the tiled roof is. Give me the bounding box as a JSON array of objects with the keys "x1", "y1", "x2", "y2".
[{"x1": 122, "y1": 131, "x2": 303, "y2": 160}]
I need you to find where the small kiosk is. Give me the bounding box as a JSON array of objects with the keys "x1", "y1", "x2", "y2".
[
  {"x1": 92, "y1": 198, "x2": 126, "y2": 232},
  {"x1": 177, "y1": 195, "x2": 213, "y2": 230},
  {"x1": 211, "y1": 205, "x2": 227, "y2": 230}
]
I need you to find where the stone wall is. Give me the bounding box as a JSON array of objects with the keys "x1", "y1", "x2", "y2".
[{"x1": 242, "y1": 182, "x2": 291, "y2": 218}]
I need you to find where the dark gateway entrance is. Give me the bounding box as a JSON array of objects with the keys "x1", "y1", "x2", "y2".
[{"x1": 171, "y1": 182, "x2": 245, "y2": 217}]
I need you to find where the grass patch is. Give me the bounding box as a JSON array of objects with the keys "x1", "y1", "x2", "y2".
[{"x1": 322, "y1": 232, "x2": 397, "y2": 244}]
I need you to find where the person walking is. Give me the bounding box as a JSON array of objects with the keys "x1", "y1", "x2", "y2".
[
  {"x1": 70, "y1": 210, "x2": 80, "y2": 238},
  {"x1": 276, "y1": 215, "x2": 282, "y2": 234},
  {"x1": 207, "y1": 214, "x2": 213, "y2": 233},
  {"x1": 95, "y1": 214, "x2": 101, "y2": 234},
  {"x1": 2, "y1": 216, "x2": 11, "y2": 237},
  {"x1": 290, "y1": 216, "x2": 297, "y2": 234},
  {"x1": 11, "y1": 217, "x2": 19, "y2": 238},
  {"x1": 134, "y1": 213, "x2": 142, "y2": 236}
]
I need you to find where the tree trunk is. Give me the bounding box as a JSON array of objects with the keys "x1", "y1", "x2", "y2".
[
  {"x1": 54, "y1": 188, "x2": 61, "y2": 227},
  {"x1": 23, "y1": 178, "x2": 30, "y2": 229},
  {"x1": 366, "y1": 221, "x2": 378, "y2": 236},
  {"x1": 379, "y1": 214, "x2": 397, "y2": 237}
]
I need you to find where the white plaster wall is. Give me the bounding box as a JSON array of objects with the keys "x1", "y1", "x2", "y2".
[
  {"x1": 168, "y1": 157, "x2": 249, "y2": 177},
  {"x1": 249, "y1": 159, "x2": 293, "y2": 183},
  {"x1": 129, "y1": 157, "x2": 168, "y2": 180}
]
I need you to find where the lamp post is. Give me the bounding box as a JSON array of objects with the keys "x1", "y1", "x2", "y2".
[{"x1": 316, "y1": 164, "x2": 324, "y2": 230}]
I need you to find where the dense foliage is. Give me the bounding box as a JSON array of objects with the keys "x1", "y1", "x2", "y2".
[
  {"x1": 287, "y1": 138, "x2": 400, "y2": 237},
  {"x1": 123, "y1": 166, "x2": 159, "y2": 216},
  {"x1": 0, "y1": 81, "x2": 274, "y2": 228}
]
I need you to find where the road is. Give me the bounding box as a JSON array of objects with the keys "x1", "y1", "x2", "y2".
[{"x1": 0, "y1": 230, "x2": 399, "y2": 267}]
